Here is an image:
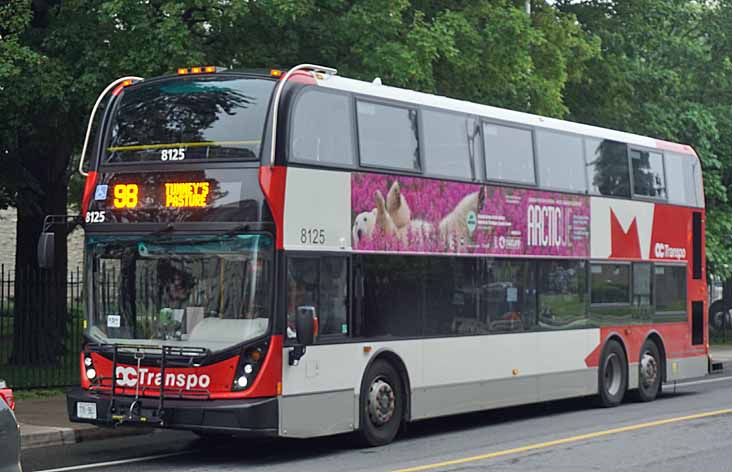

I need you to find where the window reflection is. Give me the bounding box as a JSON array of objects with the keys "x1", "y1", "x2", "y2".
[
  {"x1": 108, "y1": 77, "x2": 274, "y2": 162},
  {"x1": 585, "y1": 139, "x2": 630, "y2": 197},
  {"x1": 631, "y1": 150, "x2": 666, "y2": 199},
  {"x1": 538, "y1": 261, "x2": 588, "y2": 329}
]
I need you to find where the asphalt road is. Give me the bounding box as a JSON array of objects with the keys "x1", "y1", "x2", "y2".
[{"x1": 22, "y1": 374, "x2": 732, "y2": 472}]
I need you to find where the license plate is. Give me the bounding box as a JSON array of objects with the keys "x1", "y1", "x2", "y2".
[{"x1": 77, "y1": 402, "x2": 97, "y2": 419}]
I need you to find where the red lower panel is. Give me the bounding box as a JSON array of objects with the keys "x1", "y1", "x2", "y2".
[
  {"x1": 82, "y1": 335, "x2": 283, "y2": 400},
  {"x1": 212, "y1": 335, "x2": 283, "y2": 400},
  {"x1": 585, "y1": 323, "x2": 705, "y2": 368}
]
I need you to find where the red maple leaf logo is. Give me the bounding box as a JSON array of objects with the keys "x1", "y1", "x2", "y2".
[{"x1": 610, "y1": 208, "x2": 641, "y2": 258}]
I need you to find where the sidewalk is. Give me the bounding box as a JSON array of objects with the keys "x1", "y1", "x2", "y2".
[
  {"x1": 710, "y1": 346, "x2": 732, "y2": 366},
  {"x1": 14, "y1": 394, "x2": 150, "y2": 449}
]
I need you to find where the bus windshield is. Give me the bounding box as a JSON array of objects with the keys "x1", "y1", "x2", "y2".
[
  {"x1": 86, "y1": 234, "x2": 273, "y2": 352},
  {"x1": 105, "y1": 76, "x2": 275, "y2": 163}
]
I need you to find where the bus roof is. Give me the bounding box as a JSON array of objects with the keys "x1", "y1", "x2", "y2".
[{"x1": 314, "y1": 74, "x2": 697, "y2": 157}]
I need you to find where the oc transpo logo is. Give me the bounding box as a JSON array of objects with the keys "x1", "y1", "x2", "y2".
[
  {"x1": 115, "y1": 366, "x2": 211, "y2": 390},
  {"x1": 653, "y1": 242, "x2": 686, "y2": 260}
]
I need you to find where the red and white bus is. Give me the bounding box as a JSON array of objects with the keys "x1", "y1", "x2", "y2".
[{"x1": 65, "y1": 64, "x2": 708, "y2": 446}]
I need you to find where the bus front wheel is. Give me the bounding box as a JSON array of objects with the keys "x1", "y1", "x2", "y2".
[
  {"x1": 358, "y1": 359, "x2": 404, "y2": 447},
  {"x1": 597, "y1": 339, "x2": 628, "y2": 407}
]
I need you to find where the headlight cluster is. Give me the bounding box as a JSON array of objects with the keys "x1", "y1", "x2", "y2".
[
  {"x1": 232, "y1": 341, "x2": 269, "y2": 391},
  {"x1": 84, "y1": 354, "x2": 97, "y2": 380}
]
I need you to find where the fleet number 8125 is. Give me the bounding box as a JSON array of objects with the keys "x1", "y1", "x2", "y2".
[{"x1": 300, "y1": 228, "x2": 325, "y2": 245}]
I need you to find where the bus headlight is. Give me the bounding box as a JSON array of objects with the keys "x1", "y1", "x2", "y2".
[
  {"x1": 83, "y1": 353, "x2": 97, "y2": 383},
  {"x1": 232, "y1": 341, "x2": 269, "y2": 392}
]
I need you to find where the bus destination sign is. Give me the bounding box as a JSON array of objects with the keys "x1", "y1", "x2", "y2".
[
  {"x1": 111, "y1": 181, "x2": 211, "y2": 209},
  {"x1": 85, "y1": 169, "x2": 263, "y2": 224},
  {"x1": 164, "y1": 182, "x2": 210, "y2": 208}
]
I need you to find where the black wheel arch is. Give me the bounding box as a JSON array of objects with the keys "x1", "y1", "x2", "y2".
[
  {"x1": 360, "y1": 349, "x2": 412, "y2": 423},
  {"x1": 602, "y1": 332, "x2": 629, "y2": 366}
]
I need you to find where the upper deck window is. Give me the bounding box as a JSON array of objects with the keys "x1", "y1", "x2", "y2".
[
  {"x1": 666, "y1": 152, "x2": 703, "y2": 207},
  {"x1": 357, "y1": 100, "x2": 420, "y2": 172},
  {"x1": 585, "y1": 139, "x2": 630, "y2": 198},
  {"x1": 482, "y1": 123, "x2": 535, "y2": 185},
  {"x1": 106, "y1": 76, "x2": 275, "y2": 163},
  {"x1": 536, "y1": 130, "x2": 586, "y2": 192},
  {"x1": 422, "y1": 111, "x2": 480, "y2": 180},
  {"x1": 631, "y1": 149, "x2": 667, "y2": 199},
  {"x1": 290, "y1": 90, "x2": 354, "y2": 166}
]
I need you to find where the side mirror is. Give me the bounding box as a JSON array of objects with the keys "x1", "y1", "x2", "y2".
[
  {"x1": 289, "y1": 306, "x2": 317, "y2": 366},
  {"x1": 295, "y1": 306, "x2": 317, "y2": 346},
  {"x1": 37, "y1": 232, "x2": 55, "y2": 269}
]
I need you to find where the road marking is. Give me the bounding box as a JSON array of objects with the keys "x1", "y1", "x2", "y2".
[
  {"x1": 392, "y1": 408, "x2": 732, "y2": 472},
  {"x1": 673, "y1": 375, "x2": 732, "y2": 388},
  {"x1": 35, "y1": 451, "x2": 191, "y2": 472}
]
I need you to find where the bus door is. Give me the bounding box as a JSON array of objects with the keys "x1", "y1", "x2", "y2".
[{"x1": 280, "y1": 254, "x2": 356, "y2": 437}]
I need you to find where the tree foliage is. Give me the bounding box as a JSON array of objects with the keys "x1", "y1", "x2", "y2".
[
  {"x1": 1, "y1": 0, "x2": 732, "y2": 361},
  {"x1": 557, "y1": 0, "x2": 732, "y2": 278}
]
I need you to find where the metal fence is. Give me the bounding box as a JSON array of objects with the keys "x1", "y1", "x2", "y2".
[{"x1": 0, "y1": 264, "x2": 84, "y2": 389}]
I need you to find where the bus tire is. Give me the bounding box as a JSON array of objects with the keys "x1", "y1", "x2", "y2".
[
  {"x1": 358, "y1": 359, "x2": 404, "y2": 447},
  {"x1": 634, "y1": 339, "x2": 662, "y2": 402},
  {"x1": 596, "y1": 339, "x2": 627, "y2": 407}
]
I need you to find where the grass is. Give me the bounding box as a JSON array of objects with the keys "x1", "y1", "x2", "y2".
[{"x1": 13, "y1": 388, "x2": 66, "y2": 401}]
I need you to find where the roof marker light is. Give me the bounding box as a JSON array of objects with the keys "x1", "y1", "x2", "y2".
[
  {"x1": 270, "y1": 69, "x2": 283, "y2": 78},
  {"x1": 179, "y1": 66, "x2": 217, "y2": 75},
  {"x1": 111, "y1": 79, "x2": 135, "y2": 96}
]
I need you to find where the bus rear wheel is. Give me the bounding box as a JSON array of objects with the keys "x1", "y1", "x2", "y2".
[
  {"x1": 358, "y1": 359, "x2": 404, "y2": 447},
  {"x1": 597, "y1": 339, "x2": 627, "y2": 407},
  {"x1": 634, "y1": 339, "x2": 662, "y2": 402}
]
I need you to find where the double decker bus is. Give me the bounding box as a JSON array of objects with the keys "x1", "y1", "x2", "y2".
[{"x1": 64, "y1": 64, "x2": 708, "y2": 446}]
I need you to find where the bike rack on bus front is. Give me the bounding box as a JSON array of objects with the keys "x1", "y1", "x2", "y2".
[{"x1": 86, "y1": 343, "x2": 210, "y2": 426}]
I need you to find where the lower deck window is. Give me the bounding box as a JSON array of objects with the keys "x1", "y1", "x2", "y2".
[
  {"x1": 287, "y1": 256, "x2": 348, "y2": 339},
  {"x1": 655, "y1": 265, "x2": 687, "y2": 313},
  {"x1": 538, "y1": 260, "x2": 588, "y2": 329},
  {"x1": 591, "y1": 263, "x2": 630, "y2": 304}
]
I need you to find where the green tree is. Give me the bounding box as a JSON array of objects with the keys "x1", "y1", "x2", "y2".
[
  {"x1": 0, "y1": 0, "x2": 599, "y2": 364},
  {"x1": 558, "y1": 0, "x2": 732, "y2": 278},
  {"x1": 0, "y1": 0, "x2": 214, "y2": 364}
]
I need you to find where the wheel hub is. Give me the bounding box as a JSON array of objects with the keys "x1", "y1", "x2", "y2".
[
  {"x1": 368, "y1": 378, "x2": 395, "y2": 426},
  {"x1": 604, "y1": 352, "x2": 622, "y2": 396},
  {"x1": 640, "y1": 351, "x2": 658, "y2": 389}
]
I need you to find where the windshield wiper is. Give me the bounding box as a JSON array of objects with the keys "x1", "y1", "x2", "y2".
[
  {"x1": 148, "y1": 223, "x2": 175, "y2": 237},
  {"x1": 225, "y1": 224, "x2": 250, "y2": 236}
]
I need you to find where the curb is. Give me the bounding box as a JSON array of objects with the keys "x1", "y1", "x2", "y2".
[{"x1": 21, "y1": 424, "x2": 151, "y2": 450}]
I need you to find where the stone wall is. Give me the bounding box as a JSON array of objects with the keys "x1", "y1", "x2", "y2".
[{"x1": 0, "y1": 208, "x2": 84, "y2": 270}]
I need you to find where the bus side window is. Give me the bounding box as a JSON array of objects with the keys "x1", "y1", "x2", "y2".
[
  {"x1": 286, "y1": 256, "x2": 349, "y2": 339},
  {"x1": 290, "y1": 89, "x2": 355, "y2": 167},
  {"x1": 585, "y1": 139, "x2": 630, "y2": 198}
]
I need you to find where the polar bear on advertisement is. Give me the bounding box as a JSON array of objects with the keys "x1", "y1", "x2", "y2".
[{"x1": 438, "y1": 186, "x2": 486, "y2": 251}]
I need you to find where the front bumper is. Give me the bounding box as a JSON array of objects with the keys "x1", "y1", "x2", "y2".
[{"x1": 67, "y1": 388, "x2": 278, "y2": 436}]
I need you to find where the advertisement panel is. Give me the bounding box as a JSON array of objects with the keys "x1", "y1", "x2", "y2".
[{"x1": 351, "y1": 173, "x2": 590, "y2": 257}]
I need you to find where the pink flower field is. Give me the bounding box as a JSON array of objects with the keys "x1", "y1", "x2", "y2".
[{"x1": 351, "y1": 172, "x2": 590, "y2": 257}]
